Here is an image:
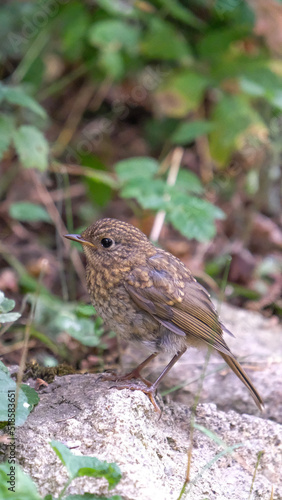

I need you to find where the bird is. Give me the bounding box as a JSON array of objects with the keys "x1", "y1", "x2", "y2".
[{"x1": 64, "y1": 218, "x2": 263, "y2": 412}]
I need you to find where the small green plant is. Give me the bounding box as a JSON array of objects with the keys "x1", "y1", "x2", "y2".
[
  {"x1": 28, "y1": 294, "x2": 105, "y2": 348},
  {"x1": 0, "y1": 361, "x2": 39, "y2": 428},
  {"x1": 0, "y1": 291, "x2": 21, "y2": 324},
  {"x1": 0, "y1": 83, "x2": 49, "y2": 170},
  {"x1": 115, "y1": 156, "x2": 225, "y2": 241},
  {"x1": 0, "y1": 441, "x2": 122, "y2": 500}
]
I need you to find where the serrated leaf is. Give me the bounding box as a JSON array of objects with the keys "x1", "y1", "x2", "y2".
[
  {"x1": 167, "y1": 194, "x2": 225, "y2": 242},
  {"x1": 0, "y1": 312, "x2": 21, "y2": 323},
  {"x1": 9, "y1": 202, "x2": 52, "y2": 223},
  {"x1": 89, "y1": 20, "x2": 140, "y2": 52},
  {"x1": 0, "y1": 463, "x2": 42, "y2": 500},
  {"x1": 121, "y1": 178, "x2": 166, "y2": 210},
  {"x1": 115, "y1": 157, "x2": 159, "y2": 181},
  {"x1": 50, "y1": 441, "x2": 122, "y2": 489},
  {"x1": 171, "y1": 120, "x2": 214, "y2": 145},
  {"x1": 13, "y1": 126, "x2": 49, "y2": 170},
  {"x1": 173, "y1": 170, "x2": 204, "y2": 194},
  {"x1": 0, "y1": 83, "x2": 47, "y2": 119},
  {"x1": 0, "y1": 113, "x2": 14, "y2": 160}
]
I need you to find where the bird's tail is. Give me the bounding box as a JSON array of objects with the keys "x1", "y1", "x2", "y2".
[{"x1": 220, "y1": 352, "x2": 264, "y2": 411}]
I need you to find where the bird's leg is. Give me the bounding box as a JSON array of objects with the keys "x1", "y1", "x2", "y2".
[
  {"x1": 97, "y1": 352, "x2": 158, "y2": 386},
  {"x1": 110, "y1": 348, "x2": 187, "y2": 413}
]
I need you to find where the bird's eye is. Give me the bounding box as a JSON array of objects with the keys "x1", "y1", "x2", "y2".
[{"x1": 101, "y1": 238, "x2": 113, "y2": 248}]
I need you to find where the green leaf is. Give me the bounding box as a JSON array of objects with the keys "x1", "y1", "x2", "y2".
[
  {"x1": 120, "y1": 178, "x2": 166, "y2": 210},
  {"x1": 154, "y1": 0, "x2": 203, "y2": 28},
  {"x1": 99, "y1": 50, "x2": 124, "y2": 80},
  {"x1": 96, "y1": 0, "x2": 136, "y2": 16},
  {"x1": 171, "y1": 120, "x2": 214, "y2": 145},
  {"x1": 173, "y1": 170, "x2": 204, "y2": 195},
  {"x1": 89, "y1": 20, "x2": 140, "y2": 52},
  {"x1": 0, "y1": 291, "x2": 21, "y2": 323},
  {"x1": 9, "y1": 202, "x2": 52, "y2": 223},
  {"x1": 141, "y1": 18, "x2": 191, "y2": 61},
  {"x1": 0, "y1": 291, "x2": 16, "y2": 313},
  {"x1": 0, "y1": 113, "x2": 14, "y2": 160},
  {"x1": 0, "y1": 463, "x2": 42, "y2": 500},
  {"x1": 13, "y1": 126, "x2": 49, "y2": 170},
  {"x1": 0, "y1": 312, "x2": 21, "y2": 323},
  {"x1": 209, "y1": 95, "x2": 264, "y2": 165},
  {"x1": 0, "y1": 83, "x2": 47, "y2": 119},
  {"x1": 50, "y1": 312, "x2": 103, "y2": 347},
  {"x1": 20, "y1": 384, "x2": 40, "y2": 411},
  {"x1": 74, "y1": 304, "x2": 96, "y2": 317},
  {"x1": 0, "y1": 370, "x2": 33, "y2": 426},
  {"x1": 155, "y1": 70, "x2": 209, "y2": 118},
  {"x1": 167, "y1": 194, "x2": 225, "y2": 242},
  {"x1": 115, "y1": 157, "x2": 159, "y2": 181},
  {"x1": 50, "y1": 441, "x2": 122, "y2": 489},
  {"x1": 0, "y1": 361, "x2": 9, "y2": 375}
]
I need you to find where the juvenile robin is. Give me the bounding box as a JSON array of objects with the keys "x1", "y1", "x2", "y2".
[{"x1": 65, "y1": 218, "x2": 263, "y2": 412}]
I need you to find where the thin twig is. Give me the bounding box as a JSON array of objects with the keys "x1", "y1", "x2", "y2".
[
  {"x1": 30, "y1": 170, "x2": 86, "y2": 290},
  {"x1": 150, "y1": 147, "x2": 184, "y2": 242},
  {"x1": 53, "y1": 83, "x2": 95, "y2": 157}
]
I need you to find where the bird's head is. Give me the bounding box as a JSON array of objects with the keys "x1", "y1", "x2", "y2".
[{"x1": 64, "y1": 218, "x2": 154, "y2": 268}]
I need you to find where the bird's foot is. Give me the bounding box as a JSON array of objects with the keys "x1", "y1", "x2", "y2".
[
  {"x1": 96, "y1": 368, "x2": 151, "y2": 387},
  {"x1": 109, "y1": 380, "x2": 161, "y2": 414}
]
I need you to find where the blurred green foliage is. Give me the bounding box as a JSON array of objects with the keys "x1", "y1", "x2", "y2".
[{"x1": 1, "y1": 0, "x2": 280, "y2": 241}]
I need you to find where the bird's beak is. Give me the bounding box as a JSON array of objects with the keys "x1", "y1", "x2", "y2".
[{"x1": 64, "y1": 234, "x2": 96, "y2": 248}]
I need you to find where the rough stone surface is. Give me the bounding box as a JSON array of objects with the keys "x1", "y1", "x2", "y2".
[
  {"x1": 1, "y1": 304, "x2": 281, "y2": 500},
  {"x1": 1, "y1": 374, "x2": 281, "y2": 500}
]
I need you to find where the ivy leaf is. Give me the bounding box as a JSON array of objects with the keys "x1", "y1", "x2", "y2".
[{"x1": 13, "y1": 125, "x2": 49, "y2": 170}]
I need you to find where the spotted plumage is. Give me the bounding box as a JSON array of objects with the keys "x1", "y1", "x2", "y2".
[{"x1": 65, "y1": 218, "x2": 263, "y2": 412}]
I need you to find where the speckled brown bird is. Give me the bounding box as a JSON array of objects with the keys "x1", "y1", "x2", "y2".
[{"x1": 65, "y1": 218, "x2": 263, "y2": 412}]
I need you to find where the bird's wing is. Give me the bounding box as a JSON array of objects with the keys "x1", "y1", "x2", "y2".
[{"x1": 125, "y1": 255, "x2": 233, "y2": 357}]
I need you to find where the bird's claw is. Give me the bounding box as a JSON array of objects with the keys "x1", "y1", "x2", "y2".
[{"x1": 109, "y1": 380, "x2": 161, "y2": 414}]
